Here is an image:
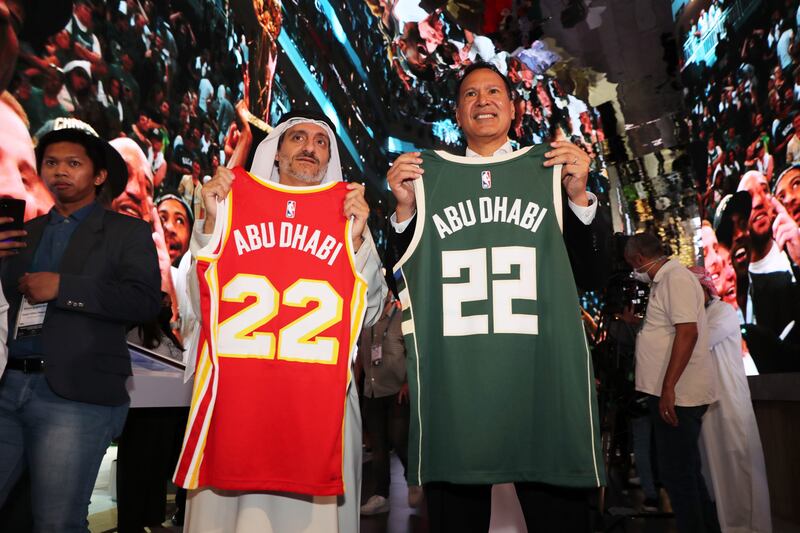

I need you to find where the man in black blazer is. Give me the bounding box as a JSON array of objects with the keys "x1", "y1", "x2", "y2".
[
  {"x1": 387, "y1": 64, "x2": 609, "y2": 291},
  {"x1": 0, "y1": 118, "x2": 161, "y2": 532},
  {"x1": 386, "y1": 63, "x2": 610, "y2": 532}
]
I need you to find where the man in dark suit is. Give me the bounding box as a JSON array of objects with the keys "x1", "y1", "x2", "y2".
[
  {"x1": 0, "y1": 118, "x2": 161, "y2": 532},
  {"x1": 386, "y1": 62, "x2": 610, "y2": 531},
  {"x1": 388, "y1": 63, "x2": 609, "y2": 292}
]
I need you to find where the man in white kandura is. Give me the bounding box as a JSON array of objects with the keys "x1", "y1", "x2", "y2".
[{"x1": 180, "y1": 109, "x2": 386, "y2": 533}]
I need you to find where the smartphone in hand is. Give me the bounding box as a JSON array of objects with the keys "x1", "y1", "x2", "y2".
[{"x1": 0, "y1": 198, "x2": 26, "y2": 239}]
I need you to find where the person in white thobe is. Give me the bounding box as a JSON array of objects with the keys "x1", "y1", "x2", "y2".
[
  {"x1": 180, "y1": 111, "x2": 387, "y2": 533},
  {"x1": 690, "y1": 267, "x2": 772, "y2": 533}
]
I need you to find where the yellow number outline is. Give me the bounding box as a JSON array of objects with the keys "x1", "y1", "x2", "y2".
[
  {"x1": 217, "y1": 273, "x2": 279, "y2": 359},
  {"x1": 278, "y1": 279, "x2": 344, "y2": 365}
]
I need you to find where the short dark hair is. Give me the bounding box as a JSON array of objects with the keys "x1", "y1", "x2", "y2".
[
  {"x1": 774, "y1": 164, "x2": 800, "y2": 194},
  {"x1": 625, "y1": 232, "x2": 665, "y2": 259},
  {"x1": 38, "y1": 133, "x2": 107, "y2": 175},
  {"x1": 40, "y1": 136, "x2": 112, "y2": 202},
  {"x1": 138, "y1": 107, "x2": 157, "y2": 121},
  {"x1": 455, "y1": 62, "x2": 514, "y2": 105},
  {"x1": 156, "y1": 190, "x2": 194, "y2": 226}
]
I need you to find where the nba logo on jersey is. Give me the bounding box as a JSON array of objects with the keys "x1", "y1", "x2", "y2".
[
  {"x1": 481, "y1": 170, "x2": 492, "y2": 189},
  {"x1": 286, "y1": 201, "x2": 296, "y2": 218}
]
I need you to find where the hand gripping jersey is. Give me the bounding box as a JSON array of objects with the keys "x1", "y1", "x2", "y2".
[
  {"x1": 174, "y1": 168, "x2": 367, "y2": 495},
  {"x1": 395, "y1": 146, "x2": 605, "y2": 487}
]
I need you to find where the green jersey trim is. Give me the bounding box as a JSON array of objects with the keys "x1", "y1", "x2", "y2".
[
  {"x1": 394, "y1": 147, "x2": 563, "y2": 273},
  {"x1": 432, "y1": 145, "x2": 535, "y2": 164},
  {"x1": 584, "y1": 328, "x2": 601, "y2": 486},
  {"x1": 397, "y1": 282, "x2": 424, "y2": 483}
]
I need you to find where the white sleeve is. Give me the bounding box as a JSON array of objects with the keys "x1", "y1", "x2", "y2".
[
  {"x1": 389, "y1": 211, "x2": 416, "y2": 233},
  {"x1": 665, "y1": 272, "x2": 703, "y2": 325},
  {"x1": 190, "y1": 219, "x2": 213, "y2": 256},
  {"x1": 182, "y1": 220, "x2": 212, "y2": 380},
  {"x1": 176, "y1": 253, "x2": 200, "y2": 381},
  {"x1": 355, "y1": 226, "x2": 388, "y2": 328},
  {"x1": 567, "y1": 192, "x2": 598, "y2": 225},
  {"x1": 706, "y1": 300, "x2": 741, "y2": 349}
]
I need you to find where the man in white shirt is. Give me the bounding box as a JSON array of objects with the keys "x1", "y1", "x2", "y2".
[
  {"x1": 197, "y1": 77, "x2": 214, "y2": 114},
  {"x1": 793, "y1": 70, "x2": 800, "y2": 101},
  {"x1": 785, "y1": 115, "x2": 800, "y2": 164},
  {"x1": 182, "y1": 110, "x2": 386, "y2": 533},
  {"x1": 738, "y1": 170, "x2": 800, "y2": 267},
  {"x1": 624, "y1": 233, "x2": 719, "y2": 533},
  {"x1": 735, "y1": 172, "x2": 800, "y2": 368},
  {"x1": 64, "y1": 0, "x2": 103, "y2": 64},
  {"x1": 777, "y1": 22, "x2": 794, "y2": 69}
]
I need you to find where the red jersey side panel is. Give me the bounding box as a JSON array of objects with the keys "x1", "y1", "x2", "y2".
[{"x1": 174, "y1": 168, "x2": 367, "y2": 495}]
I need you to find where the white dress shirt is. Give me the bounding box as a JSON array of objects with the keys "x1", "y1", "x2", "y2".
[
  {"x1": 786, "y1": 134, "x2": 800, "y2": 164},
  {"x1": 390, "y1": 141, "x2": 598, "y2": 232}
]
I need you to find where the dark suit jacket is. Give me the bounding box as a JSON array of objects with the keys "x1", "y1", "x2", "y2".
[
  {"x1": 1, "y1": 206, "x2": 161, "y2": 406},
  {"x1": 388, "y1": 188, "x2": 611, "y2": 291}
]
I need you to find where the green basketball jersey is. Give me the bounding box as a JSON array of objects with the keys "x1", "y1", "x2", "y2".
[{"x1": 395, "y1": 145, "x2": 605, "y2": 487}]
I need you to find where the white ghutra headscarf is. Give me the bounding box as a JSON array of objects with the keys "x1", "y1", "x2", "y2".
[{"x1": 249, "y1": 116, "x2": 343, "y2": 185}]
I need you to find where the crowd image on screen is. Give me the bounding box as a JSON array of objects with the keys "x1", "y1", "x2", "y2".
[
  {"x1": 360, "y1": 1, "x2": 613, "y2": 324},
  {"x1": 9, "y1": 0, "x2": 248, "y2": 217},
  {"x1": 683, "y1": 0, "x2": 800, "y2": 372},
  {"x1": 3, "y1": 0, "x2": 250, "y2": 350},
  {"x1": 364, "y1": 1, "x2": 606, "y2": 154},
  {"x1": 680, "y1": 0, "x2": 727, "y2": 67}
]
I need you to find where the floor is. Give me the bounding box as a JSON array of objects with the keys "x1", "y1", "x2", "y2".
[
  {"x1": 86, "y1": 450, "x2": 800, "y2": 533},
  {"x1": 359, "y1": 452, "x2": 679, "y2": 533},
  {"x1": 88, "y1": 447, "x2": 179, "y2": 533},
  {"x1": 360, "y1": 453, "x2": 425, "y2": 533}
]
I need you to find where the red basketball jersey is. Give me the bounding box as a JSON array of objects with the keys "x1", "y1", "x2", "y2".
[{"x1": 174, "y1": 168, "x2": 368, "y2": 495}]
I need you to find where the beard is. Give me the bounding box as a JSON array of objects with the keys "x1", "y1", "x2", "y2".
[
  {"x1": 289, "y1": 164, "x2": 328, "y2": 184},
  {"x1": 278, "y1": 154, "x2": 328, "y2": 184},
  {"x1": 749, "y1": 225, "x2": 772, "y2": 257}
]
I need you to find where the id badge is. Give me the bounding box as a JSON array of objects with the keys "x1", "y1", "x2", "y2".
[
  {"x1": 14, "y1": 297, "x2": 47, "y2": 339},
  {"x1": 370, "y1": 344, "x2": 383, "y2": 366}
]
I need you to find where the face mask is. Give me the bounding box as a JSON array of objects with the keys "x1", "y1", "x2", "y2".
[{"x1": 631, "y1": 256, "x2": 664, "y2": 284}]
